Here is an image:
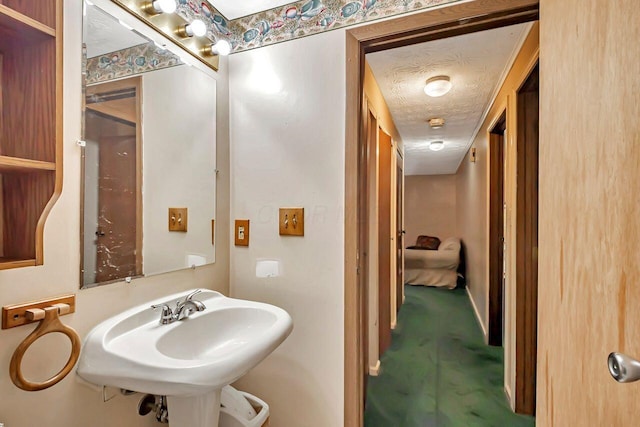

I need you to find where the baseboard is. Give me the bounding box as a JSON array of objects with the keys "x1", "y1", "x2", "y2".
[
  {"x1": 391, "y1": 319, "x2": 397, "y2": 330},
  {"x1": 466, "y1": 287, "x2": 488, "y2": 340},
  {"x1": 504, "y1": 384, "x2": 515, "y2": 411},
  {"x1": 369, "y1": 360, "x2": 381, "y2": 376}
]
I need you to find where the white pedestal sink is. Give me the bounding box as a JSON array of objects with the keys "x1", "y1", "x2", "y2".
[{"x1": 77, "y1": 289, "x2": 293, "y2": 427}]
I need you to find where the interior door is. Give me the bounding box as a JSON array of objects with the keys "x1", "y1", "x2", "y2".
[
  {"x1": 396, "y1": 150, "x2": 404, "y2": 313},
  {"x1": 537, "y1": 1, "x2": 640, "y2": 425},
  {"x1": 95, "y1": 134, "x2": 138, "y2": 283},
  {"x1": 378, "y1": 129, "x2": 392, "y2": 356}
]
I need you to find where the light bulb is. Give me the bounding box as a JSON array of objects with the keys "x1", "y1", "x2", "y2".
[
  {"x1": 151, "y1": 0, "x2": 176, "y2": 14},
  {"x1": 429, "y1": 141, "x2": 445, "y2": 151},
  {"x1": 208, "y1": 39, "x2": 231, "y2": 56},
  {"x1": 185, "y1": 19, "x2": 207, "y2": 37},
  {"x1": 424, "y1": 76, "x2": 452, "y2": 97}
]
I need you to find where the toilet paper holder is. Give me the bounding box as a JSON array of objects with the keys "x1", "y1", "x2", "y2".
[{"x1": 4, "y1": 298, "x2": 81, "y2": 391}]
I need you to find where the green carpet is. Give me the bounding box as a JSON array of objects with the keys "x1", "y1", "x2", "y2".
[{"x1": 364, "y1": 285, "x2": 535, "y2": 427}]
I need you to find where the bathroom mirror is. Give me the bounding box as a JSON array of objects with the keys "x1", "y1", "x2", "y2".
[{"x1": 81, "y1": 2, "x2": 217, "y2": 288}]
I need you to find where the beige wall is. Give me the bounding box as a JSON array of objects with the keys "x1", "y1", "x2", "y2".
[
  {"x1": 229, "y1": 30, "x2": 346, "y2": 427},
  {"x1": 405, "y1": 174, "x2": 457, "y2": 245},
  {"x1": 456, "y1": 23, "x2": 538, "y2": 406},
  {"x1": 0, "y1": 3, "x2": 230, "y2": 426}
]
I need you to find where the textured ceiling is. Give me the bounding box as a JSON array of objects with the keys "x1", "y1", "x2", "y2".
[
  {"x1": 366, "y1": 23, "x2": 532, "y2": 176},
  {"x1": 209, "y1": 0, "x2": 292, "y2": 20},
  {"x1": 84, "y1": 5, "x2": 149, "y2": 58}
]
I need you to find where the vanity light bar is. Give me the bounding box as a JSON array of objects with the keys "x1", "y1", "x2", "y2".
[{"x1": 111, "y1": 0, "x2": 221, "y2": 71}]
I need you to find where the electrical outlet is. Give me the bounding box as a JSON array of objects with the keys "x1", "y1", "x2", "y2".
[{"x1": 235, "y1": 220, "x2": 250, "y2": 246}]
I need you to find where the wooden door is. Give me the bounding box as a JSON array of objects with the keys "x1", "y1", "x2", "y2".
[
  {"x1": 537, "y1": 1, "x2": 640, "y2": 425},
  {"x1": 95, "y1": 133, "x2": 138, "y2": 283},
  {"x1": 396, "y1": 150, "x2": 404, "y2": 313},
  {"x1": 378, "y1": 129, "x2": 392, "y2": 356}
]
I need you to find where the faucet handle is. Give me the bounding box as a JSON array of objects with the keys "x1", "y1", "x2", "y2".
[{"x1": 151, "y1": 304, "x2": 174, "y2": 324}]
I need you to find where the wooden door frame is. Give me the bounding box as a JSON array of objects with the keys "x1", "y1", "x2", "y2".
[
  {"x1": 488, "y1": 111, "x2": 507, "y2": 346},
  {"x1": 395, "y1": 148, "x2": 404, "y2": 313},
  {"x1": 81, "y1": 76, "x2": 143, "y2": 286},
  {"x1": 515, "y1": 63, "x2": 539, "y2": 415},
  {"x1": 344, "y1": 1, "x2": 539, "y2": 425}
]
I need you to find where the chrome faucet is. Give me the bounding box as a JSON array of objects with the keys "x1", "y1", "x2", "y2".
[
  {"x1": 151, "y1": 290, "x2": 206, "y2": 325},
  {"x1": 174, "y1": 290, "x2": 207, "y2": 320}
]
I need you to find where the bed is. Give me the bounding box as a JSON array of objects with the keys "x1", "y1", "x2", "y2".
[{"x1": 404, "y1": 237, "x2": 461, "y2": 289}]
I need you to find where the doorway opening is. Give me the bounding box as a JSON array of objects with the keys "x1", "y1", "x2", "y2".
[
  {"x1": 343, "y1": 1, "x2": 540, "y2": 425},
  {"x1": 489, "y1": 111, "x2": 507, "y2": 347}
]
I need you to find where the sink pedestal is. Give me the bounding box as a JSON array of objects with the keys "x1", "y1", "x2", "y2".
[{"x1": 168, "y1": 390, "x2": 221, "y2": 427}]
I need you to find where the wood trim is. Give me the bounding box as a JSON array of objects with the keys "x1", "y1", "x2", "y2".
[
  {"x1": 0, "y1": 258, "x2": 36, "y2": 270},
  {"x1": 344, "y1": 1, "x2": 539, "y2": 425},
  {"x1": 344, "y1": 30, "x2": 364, "y2": 427},
  {"x1": 34, "y1": 0, "x2": 63, "y2": 267},
  {"x1": 0, "y1": 4, "x2": 56, "y2": 40},
  {"x1": 515, "y1": 63, "x2": 539, "y2": 415},
  {"x1": 0, "y1": 156, "x2": 56, "y2": 172}
]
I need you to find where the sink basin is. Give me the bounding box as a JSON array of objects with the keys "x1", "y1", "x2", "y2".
[{"x1": 77, "y1": 289, "x2": 293, "y2": 426}]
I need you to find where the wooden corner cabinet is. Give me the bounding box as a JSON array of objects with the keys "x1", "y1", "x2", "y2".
[{"x1": 0, "y1": 1, "x2": 62, "y2": 270}]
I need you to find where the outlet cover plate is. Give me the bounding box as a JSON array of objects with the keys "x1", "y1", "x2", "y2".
[{"x1": 235, "y1": 220, "x2": 250, "y2": 246}]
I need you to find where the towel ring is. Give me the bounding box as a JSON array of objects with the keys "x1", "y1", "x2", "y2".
[{"x1": 10, "y1": 306, "x2": 81, "y2": 391}]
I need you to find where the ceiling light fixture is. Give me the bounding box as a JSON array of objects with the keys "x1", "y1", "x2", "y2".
[
  {"x1": 428, "y1": 118, "x2": 445, "y2": 129},
  {"x1": 179, "y1": 19, "x2": 207, "y2": 38},
  {"x1": 429, "y1": 141, "x2": 445, "y2": 151},
  {"x1": 204, "y1": 39, "x2": 232, "y2": 57},
  {"x1": 424, "y1": 76, "x2": 452, "y2": 97},
  {"x1": 144, "y1": 0, "x2": 177, "y2": 15}
]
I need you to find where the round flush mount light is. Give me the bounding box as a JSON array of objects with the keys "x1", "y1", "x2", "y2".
[
  {"x1": 205, "y1": 39, "x2": 232, "y2": 56},
  {"x1": 428, "y1": 117, "x2": 445, "y2": 129},
  {"x1": 184, "y1": 19, "x2": 207, "y2": 37},
  {"x1": 424, "y1": 76, "x2": 452, "y2": 97},
  {"x1": 429, "y1": 141, "x2": 445, "y2": 151},
  {"x1": 148, "y1": 0, "x2": 177, "y2": 14}
]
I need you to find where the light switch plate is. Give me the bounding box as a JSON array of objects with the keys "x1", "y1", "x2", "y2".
[
  {"x1": 235, "y1": 220, "x2": 250, "y2": 246},
  {"x1": 168, "y1": 208, "x2": 188, "y2": 232},
  {"x1": 279, "y1": 208, "x2": 304, "y2": 236}
]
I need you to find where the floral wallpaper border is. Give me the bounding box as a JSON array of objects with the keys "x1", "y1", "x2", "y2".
[
  {"x1": 223, "y1": 0, "x2": 461, "y2": 53},
  {"x1": 86, "y1": 42, "x2": 182, "y2": 85}
]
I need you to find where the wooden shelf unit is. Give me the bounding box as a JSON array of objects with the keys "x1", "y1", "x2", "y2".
[{"x1": 0, "y1": 0, "x2": 62, "y2": 269}]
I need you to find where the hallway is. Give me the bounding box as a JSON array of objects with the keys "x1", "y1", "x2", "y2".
[{"x1": 364, "y1": 285, "x2": 535, "y2": 426}]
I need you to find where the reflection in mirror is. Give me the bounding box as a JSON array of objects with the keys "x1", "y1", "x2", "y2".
[{"x1": 81, "y1": 3, "x2": 217, "y2": 288}]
